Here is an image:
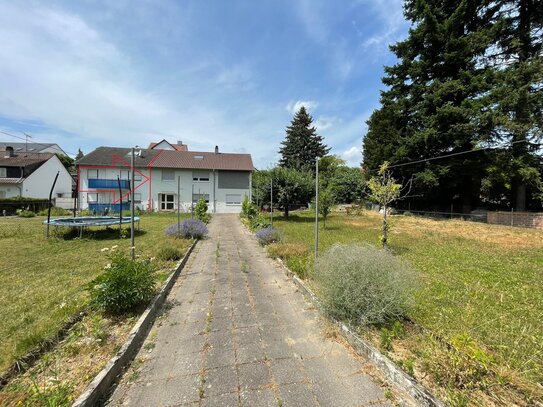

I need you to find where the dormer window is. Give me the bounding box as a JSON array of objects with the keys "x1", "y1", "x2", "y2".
[{"x1": 0, "y1": 168, "x2": 6, "y2": 177}]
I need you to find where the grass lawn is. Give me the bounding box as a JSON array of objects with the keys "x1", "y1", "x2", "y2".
[
  {"x1": 0, "y1": 213, "x2": 192, "y2": 374},
  {"x1": 271, "y1": 210, "x2": 543, "y2": 404}
]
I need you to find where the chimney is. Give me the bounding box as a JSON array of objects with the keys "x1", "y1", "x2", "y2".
[
  {"x1": 215, "y1": 145, "x2": 219, "y2": 154},
  {"x1": 4, "y1": 146, "x2": 14, "y2": 158},
  {"x1": 177, "y1": 140, "x2": 183, "y2": 145}
]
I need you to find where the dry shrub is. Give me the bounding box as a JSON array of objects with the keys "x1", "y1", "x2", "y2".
[{"x1": 314, "y1": 244, "x2": 417, "y2": 326}]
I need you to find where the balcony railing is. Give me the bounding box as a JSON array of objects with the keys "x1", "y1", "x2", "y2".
[{"x1": 88, "y1": 179, "x2": 130, "y2": 189}]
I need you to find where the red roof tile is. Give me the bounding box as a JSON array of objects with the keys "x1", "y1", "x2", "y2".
[{"x1": 151, "y1": 150, "x2": 254, "y2": 171}]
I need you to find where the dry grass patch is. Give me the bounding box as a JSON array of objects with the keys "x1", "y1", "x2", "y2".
[{"x1": 272, "y1": 210, "x2": 543, "y2": 406}]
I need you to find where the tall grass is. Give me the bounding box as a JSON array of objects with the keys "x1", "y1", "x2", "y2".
[{"x1": 272, "y1": 210, "x2": 543, "y2": 401}]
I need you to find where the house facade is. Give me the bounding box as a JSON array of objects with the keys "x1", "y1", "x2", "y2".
[
  {"x1": 0, "y1": 147, "x2": 73, "y2": 199},
  {"x1": 76, "y1": 146, "x2": 253, "y2": 214}
]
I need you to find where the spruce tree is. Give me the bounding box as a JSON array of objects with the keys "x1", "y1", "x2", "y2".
[
  {"x1": 486, "y1": 0, "x2": 543, "y2": 210},
  {"x1": 364, "y1": 1, "x2": 500, "y2": 212},
  {"x1": 279, "y1": 106, "x2": 330, "y2": 172}
]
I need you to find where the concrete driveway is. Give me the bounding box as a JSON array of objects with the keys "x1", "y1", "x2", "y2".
[{"x1": 108, "y1": 214, "x2": 401, "y2": 406}]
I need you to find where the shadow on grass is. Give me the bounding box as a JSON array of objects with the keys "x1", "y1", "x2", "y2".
[
  {"x1": 56, "y1": 227, "x2": 147, "y2": 241},
  {"x1": 279, "y1": 214, "x2": 315, "y2": 223}
]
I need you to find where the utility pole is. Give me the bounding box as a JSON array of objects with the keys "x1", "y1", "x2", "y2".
[
  {"x1": 130, "y1": 147, "x2": 135, "y2": 260},
  {"x1": 270, "y1": 180, "x2": 273, "y2": 227},
  {"x1": 315, "y1": 157, "x2": 319, "y2": 267},
  {"x1": 177, "y1": 175, "x2": 181, "y2": 236}
]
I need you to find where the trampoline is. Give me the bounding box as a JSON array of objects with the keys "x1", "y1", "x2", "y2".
[{"x1": 44, "y1": 216, "x2": 140, "y2": 237}]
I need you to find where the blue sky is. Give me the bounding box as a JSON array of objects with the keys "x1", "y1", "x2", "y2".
[{"x1": 0, "y1": 0, "x2": 409, "y2": 167}]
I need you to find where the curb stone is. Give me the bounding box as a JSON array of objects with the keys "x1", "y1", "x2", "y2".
[
  {"x1": 72, "y1": 239, "x2": 198, "y2": 407},
  {"x1": 275, "y1": 258, "x2": 447, "y2": 407}
]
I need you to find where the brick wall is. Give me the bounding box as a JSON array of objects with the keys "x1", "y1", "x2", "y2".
[{"x1": 487, "y1": 211, "x2": 543, "y2": 229}]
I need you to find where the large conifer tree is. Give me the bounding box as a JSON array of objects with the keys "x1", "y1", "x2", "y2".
[
  {"x1": 485, "y1": 0, "x2": 543, "y2": 210},
  {"x1": 279, "y1": 106, "x2": 330, "y2": 172},
  {"x1": 364, "y1": 1, "x2": 515, "y2": 212}
]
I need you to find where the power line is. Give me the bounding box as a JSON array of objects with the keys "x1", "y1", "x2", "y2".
[
  {"x1": 0, "y1": 130, "x2": 78, "y2": 157},
  {"x1": 368, "y1": 139, "x2": 531, "y2": 172}
]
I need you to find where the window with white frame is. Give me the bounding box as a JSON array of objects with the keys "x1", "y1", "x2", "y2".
[
  {"x1": 0, "y1": 168, "x2": 6, "y2": 177},
  {"x1": 192, "y1": 170, "x2": 210, "y2": 182},
  {"x1": 0, "y1": 191, "x2": 6, "y2": 198},
  {"x1": 87, "y1": 193, "x2": 98, "y2": 203},
  {"x1": 120, "y1": 170, "x2": 129, "y2": 179},
  {"x1": 133, "y1": 193, "x2": 142, "y2": 203},
  {"x1": 160, "y1": 193, "x2": 175, "y2": 210},
  {"x1": 134, "y1": 171, "x2": 142, "y2": 181},
  {"x1": 87, "y1": 169, "x2": 98, "y2": 179},
  {"x1": 192, "y1": 193, "x2": 210, "y2": 203},
  {"x1": 161, "y1": 169, "x2": 175, "y2": 181},
  {"x1": 226, "y1": 194, "x2": 242, "y2": 205}
]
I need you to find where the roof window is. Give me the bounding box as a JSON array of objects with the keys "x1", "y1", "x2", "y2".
[{"x1": 194, "y1": 155, "x2": 204, "y2": 160}]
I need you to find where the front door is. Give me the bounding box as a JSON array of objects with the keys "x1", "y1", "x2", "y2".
[{"x1": 160, "y1": 194, "x2": 175, "y2": 211}]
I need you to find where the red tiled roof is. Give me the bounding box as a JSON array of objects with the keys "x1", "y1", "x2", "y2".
[
  {"x1": 151, "y1": 150, "x2": 254, "y2": 171},
  {"x1": 147, "y1": 141, "x2": 188, "y2": 151},
  {"x1": 0, "y1": 152, "x2": 54, "y2": 167}
]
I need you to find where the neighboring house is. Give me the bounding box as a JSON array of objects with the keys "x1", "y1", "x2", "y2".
[
  {"x1": 76, "y1": 145, "x2": 253, "y2": 213},
  {"x1": 0, "y1": 142, "x2": 67, "y2": 156},
  {"x1": 0, "y1": 147, "x2": 73, "y2": 199},
  {"x1": 148, "y1": 139, "x2": 188, "y2": 151}
]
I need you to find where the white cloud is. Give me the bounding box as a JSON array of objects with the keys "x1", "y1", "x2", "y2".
[
  {"x1": 357, "y1": 0, "x2": 408, "y2": 55},
  {"x1": 314, "y1": 115, "x2": 338, "y2": 131},
  {"x1": 286, "y1": 100, "x2": 318, "y2": 115},
  {"x1": 0, "y1": 3, "x2": 284, "y2": 166},
  {"x1": 341, "y1": 145, "x2": 362, "y2": 166}
]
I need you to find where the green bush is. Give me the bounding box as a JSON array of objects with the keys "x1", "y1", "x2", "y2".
[
  {"x1": 314, "y1": 244, "x2": 417, "y2": 326},
  {"x1": 38, "y1": 207, "x2": 72, "y2": 216},
  {"x1": 249, "y1": 214, "x2": 271, "y2": 231},
  {"x1": 88, "y1": 251, "x2": 157, "y2": 314},
  {"x1": 17, "y1": 209, "x2": 36, "y2": 218},
  {"x1": 241, "y1": 195, "x2": 258, "y2": 219},
  {"x1": 194, "y1": 198, "x2": 210, "y2": 222},
  {"x1": 157, "y1": 246, "x2": 182, "y2": 262}
]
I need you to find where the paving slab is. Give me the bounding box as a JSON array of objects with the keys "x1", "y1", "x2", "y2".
[{"x1": 107, "y1": 214, "x2": 406, "y2": 407}]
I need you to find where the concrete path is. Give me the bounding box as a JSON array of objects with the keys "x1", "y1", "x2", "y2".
[{"x1": 108, "y1": 215, "x2": 401, "y2": 407}]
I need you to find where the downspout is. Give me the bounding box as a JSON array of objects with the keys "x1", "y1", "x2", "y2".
[
  {"x1": 213, "y1": 169, "x2": 216, "y2": 213},
  {"x1": 249, "y1": 171, "x2": 252, "y2": 202}
]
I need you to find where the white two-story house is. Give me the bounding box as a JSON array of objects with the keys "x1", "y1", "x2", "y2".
[
  {"x1": 76, "y1": 144, "x2": 254, "y2": 213},
  {"x1": 0, "y1": 146, "x2": 73, "y2": 199}
]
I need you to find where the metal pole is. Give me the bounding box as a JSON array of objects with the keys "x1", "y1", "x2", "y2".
[
  {"x1": 46, "y1": 171, "x2": 60, "y2": 238},
  {"x1": 130, "y1": 148, "x2": 135, "y2": 260},
  {"x1": 177, "y1": 175, "x2": 181, "y2": 236},
  {"x1": 117, "y1": 176, "x2": 122, "y2": 236},
  {"x1": 315, "y1": 157, "x2": 319, "y2": 266},
  {"x1": 270, "y1": 180, "x2": 273, "y2": 227},
  {"x1": 511, "y1": 207, "x2": 514, "y2": 227}
]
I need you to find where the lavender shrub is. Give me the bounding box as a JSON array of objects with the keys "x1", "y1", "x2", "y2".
[
  {"x1": 255, "y1": 227, "x2": 280, "y2": 246},
  {"x1": 165, "y1": 219, "x2": 208, "y2": 239}
]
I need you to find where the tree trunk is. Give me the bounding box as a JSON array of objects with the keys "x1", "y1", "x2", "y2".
[{"x1": 283, "y1": 204, "x2": 289, "y2": 218}]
